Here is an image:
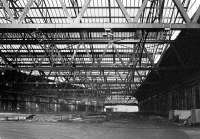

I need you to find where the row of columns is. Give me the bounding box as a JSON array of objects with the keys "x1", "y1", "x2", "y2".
[{"x1": 0, "y1": 94, "x2": 104, "y2": 113}]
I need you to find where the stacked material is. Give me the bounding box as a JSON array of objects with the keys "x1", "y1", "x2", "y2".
[
  {"x1": 0, "y1": 112, "x2": 108, "y2": 123},
  {"x1": 81, "y1": 113, "x2": 108, "y2": 123},
  {"x1": 30, "y1": 114, "x2": 64, "y2": 122},
  {"x1": 0, "y1": 113, "x2": 29, "y2": 121},
  {"x1": 60, "y1": 113, "x2": 108, "y2": 123},
  {"x1": 29, "y1": 113, "x2": 83, "y2": 122}
]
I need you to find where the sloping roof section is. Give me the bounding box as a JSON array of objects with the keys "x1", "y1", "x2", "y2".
[{"x1": 135, "y1": 12, "x2": 200, "y2": 101}]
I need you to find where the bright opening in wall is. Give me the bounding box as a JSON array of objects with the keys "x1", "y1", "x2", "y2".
[
  {"x1": 104, "y1": 105, "x2": 139, "y2": 112},
  {"x1": 104, "y1": 95, "x2": 139, "y2": 112}
]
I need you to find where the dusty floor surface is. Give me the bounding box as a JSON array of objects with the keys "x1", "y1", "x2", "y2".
[{"x1": 0, "y1": 114, "x2": 199, "y2": 139}]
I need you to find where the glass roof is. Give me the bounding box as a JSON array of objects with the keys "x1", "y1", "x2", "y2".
[
  {"x1": 0, "y1": 0, "x2": 199, "y2": 98},
  {"x1": 0, "y1": 0, "x2": 199, "y2": 23}
]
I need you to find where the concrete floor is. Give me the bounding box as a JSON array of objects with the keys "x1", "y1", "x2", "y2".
[
  {"x1": 0, "y1": 121, "x2": 200, "y2": 139},
  {"x1": 0, "y1": 116, "x2": 200, "y2": 139}
]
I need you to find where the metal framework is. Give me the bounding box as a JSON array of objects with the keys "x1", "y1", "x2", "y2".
[{"x1": 0, "y1": 0, "x2": 200, "y2": 104}]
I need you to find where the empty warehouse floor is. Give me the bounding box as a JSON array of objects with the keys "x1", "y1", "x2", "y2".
[
  {"x1": 0, "y1": 113, "x2": 199, "y2": 139},
  {"x1": 0, "y1": 118, "x2": 196, "y2": 139}
]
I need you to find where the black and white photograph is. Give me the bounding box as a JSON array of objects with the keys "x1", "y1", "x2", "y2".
[{"x1": 0, "y1": 0, "x2": 200, "y2": 138}]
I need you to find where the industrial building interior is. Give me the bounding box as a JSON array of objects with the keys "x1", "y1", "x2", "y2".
[{"x1": 0, "y1": 0, "x2": 200, "y2": 138}]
